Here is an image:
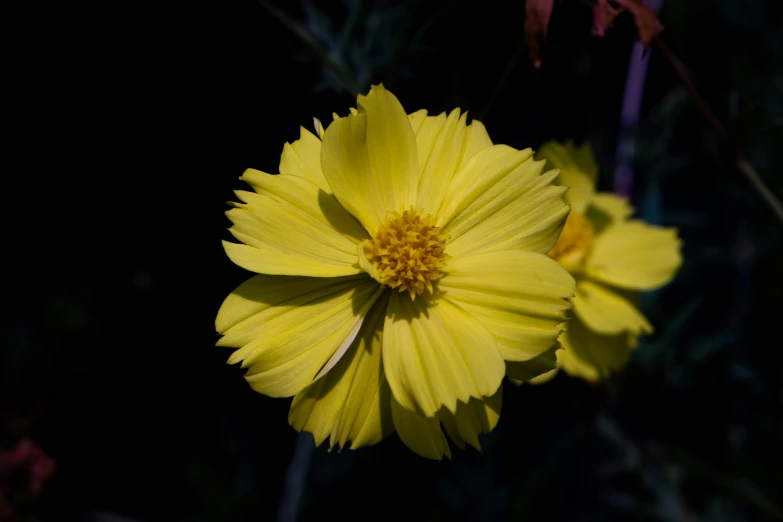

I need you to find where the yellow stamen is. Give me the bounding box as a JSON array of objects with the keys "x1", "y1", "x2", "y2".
[
  {"x1": 547, "y1": 211, "x2": 594, "y2": 273},
  {"x1": 361, "y1": 207, "x2": 448, "y2": 300}
]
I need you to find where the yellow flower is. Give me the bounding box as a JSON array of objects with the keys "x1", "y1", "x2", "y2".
[
  {"x1": 216, "y1": 85, "x2": 575, "y2": 459},
  {"x1": 527, "y1": 140, "x2": 683, "y2": 382}
]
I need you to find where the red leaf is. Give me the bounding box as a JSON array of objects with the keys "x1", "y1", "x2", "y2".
[
  {"x1": 524, "y1": 0, "x2": 554, "y2": 68},
  {"x1": 592, "y1": 0, "x2": 622, "y2": 37},
  {"x1": 592, "y1": 0, "x2": 663, "y2": 47}
]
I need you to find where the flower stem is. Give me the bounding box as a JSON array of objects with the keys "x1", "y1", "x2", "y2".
[
  {"x1": 613, "y1": 0, "x2": 662, "y2": 199},
  {"x1": 276, "y1": 433, "x2": 315, "y2": 522}
]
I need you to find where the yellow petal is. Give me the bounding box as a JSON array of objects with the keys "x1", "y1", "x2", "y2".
[
  {"x1": 392, "y1": 389, "x2": 502, "y2": 460},
  {"x1": 216, "y1": 274, "x2": 353, "y2": 334},
  {"x1": 556, "y1": 347, "x2": 599, "y2": 382},
  {"x1": 585, "y1": 220, "x2": 683, "y2": 291},
  {"x1": 558, "y1": 317, "x2": 634, "y2": 381},
  {"x1": 224, "y1": 172, "x2": 367, "y2": 277},
  {"x1": 414, "y1": 112, "x2": 447, "y2": 188},
  {"x1": 525, "y1": 365, "x2": 560, "y2": 385},
  {"x1": 321, "y1": 85, "x2": 418, "y2": 235},
  {"x1": 288, "y1": 294, "x2": 394, "y2": 449},
  {"x1": 438, "y1": 145, "x2": 570, "y2": 258},
  {"x1": 439, "y1": 251, "x2": 575, "y2": 361},
  {"x1": 222, "y1": 242, "x2": 357, "y2": 278},
  {"x1": 440, "y1": 389, "x2": 502, "y2": 452},
  {"x1": 407, "y1": 109, "x2": 429, "y2": 135},
  {"x1": 217, "y1": 274, "x2": 382, "y2": 398},
  {"x1": 240, "y1": 170, "x2": 368, "y2": 243},
  {"x1": 278, "y1": 127, "x2": 332, "y2": 193},
  {"x1": 415, "y1": 109, "x2": 493, "y2": 216},
  {"x1": 391, "y1": 395, "x2": 451, "y2": 460},
  {"x1": 382, "y1": 292, "x2": 505, "y2": 417},
  {"x1": 217, "y1": 274, "x2": 363, "y2": 354},
  {"x1": 505, "y1": 342, "x2": 559, "y2": 381},
  {"x1": 572, "y1": 279, "x2": 652, "y2": 336},
  {"x1": 535, "y1": 140, "x2": 597, "y2": 215},
  {"x1": 586, "y1": 192, "x2": 634, "y2": 233},
  {"x1": 437, "y1": 145, "x2": 528, "y2": 224},
  {"x1": 459, "y1": 119, "x2": 493, "y2": 167}
]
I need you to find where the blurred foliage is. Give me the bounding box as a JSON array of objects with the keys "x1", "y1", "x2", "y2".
[
  {"x1": 4, "y1": 0, "x2": 783, "y2": 521},
  {"x1": 287, "y1": 0, "x2": 453, "y2": 94}
]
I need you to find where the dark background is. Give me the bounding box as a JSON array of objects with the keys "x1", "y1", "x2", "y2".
[{"x1": 4, "y1": 0, "x2": 782, "y2": 520}]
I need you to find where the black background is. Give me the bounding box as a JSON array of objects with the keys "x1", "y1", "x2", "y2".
[{"x1": 4, "y1": 0, "x2": 782, "y2": 520}]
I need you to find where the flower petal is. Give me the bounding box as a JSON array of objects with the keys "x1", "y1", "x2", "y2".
[
  {"x1": 216, "y1": 274, "x2": 382, "y2": 398},
  {"x1": 556, "y1": 345, "x2": 600, "y2": 382},
  {"x1": 392, "y1": 389, "x2": 502, "y2": 460},
  {"x1": 222, "y1": 242, "x2": 357, "y2": 278},
  {"x1": 415, "y1": 109, "x2": 493, "y2": 216},
  {"x1": 279, "y1": 126, "x2": 332, "y2": 193},
  {"x1": 460, "y1": 120, "x2": 493, "y2": 167},
  {"x1": 216, "y1": 274, "x2": 352, "y2": 334},
  {"x1": 572, "y1": 279, "x2": 652, "y2": 336},
  {"x1": 382, "y1": 292, "x2": 505, "y2": 417},
  {"x1": 224, "y1": 172, "x2": 367, "y2": 277},
  {"x1": 535, "y1": 140, "x2": 597, "y2": 215},
  {"x1": 506, "y1": 342, "x2": 559, "y2": 382},
  {"x1": 586, "y1": 192, "x2": 634, "y2": 233},
  {"x1": 439, "y1": 250, "x2": 574, "y2": 361},
  {"x1": 391, "y1": 395, "x2": 451, "y2": 460},
  {"x1": 525, "y1": 364, "x2": 560, "y2": 385},
  {"x1": 321, "y1": 85, "x2": 418, "y2": 235},
  {"x1": 558, "y1": 317, "x2": 633, "y2": 381},
  {"x1": 409, "y1": 109, "x2": 491, "y2": 166},
  {"x1": 407, "y1": 109, "x2": 429, "y2": 135},
  {"x1": 438, "y1": 145, "x2": 570, "y2": 258},
  {"x1": 288, "y1": 294, "x2": 394, "y2": 449},
  {"x1": 584, "y1": 220, "x2": 683, "y2": 291},
  {"x1": 440, "y1": 389, "x2": 502, "y2": 452}
]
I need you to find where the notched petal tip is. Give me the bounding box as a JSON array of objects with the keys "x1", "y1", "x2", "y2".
[
  {"x1": 240, "y1": 168, "x2": 276, "y2": 191},
  {"x1": 585, "y1": 220, "x2": 683, "y2": 291},
  {"x1": 383, "y1": 293, "x2": 504, "y2": 418}
]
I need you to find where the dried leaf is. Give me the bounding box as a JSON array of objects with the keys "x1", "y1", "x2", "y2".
[
  {"x1": 524, "y1": 0, "x2": 554, "y2": 68},
  {"x1": 592, "y1": 0, "x2": 623, "y2": 37},
  {"x1": 593, "y1": 0, "x2": 663, "y2": 47}
]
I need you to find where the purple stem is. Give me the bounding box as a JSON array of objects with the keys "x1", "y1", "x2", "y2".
[
  {"x1": 277, "y1": 433, "x2": 315, "y2": 522},
  {"x1": 614, "y1": 0, "x2": 663, "y2": 198}
]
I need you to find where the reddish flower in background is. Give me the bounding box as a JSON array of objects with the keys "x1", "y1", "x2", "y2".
[{"x1": 0, "y1": 409, "x2": 55, "y2": 522}]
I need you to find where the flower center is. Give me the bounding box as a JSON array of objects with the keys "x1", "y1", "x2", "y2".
[
  {"x1": 360, "y1": 208, "x2": 448, "y2": 299},
  {"x1": 547, "y1": 211, "x2": 594, "y2": 273}
]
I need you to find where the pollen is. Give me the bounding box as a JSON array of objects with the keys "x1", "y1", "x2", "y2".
[
  {"x1": 547, "y1": 211, "x2": 594, "y2": 273},
  {"x1": 361, "y1": 207, "x2": 448, "y2": 300}
]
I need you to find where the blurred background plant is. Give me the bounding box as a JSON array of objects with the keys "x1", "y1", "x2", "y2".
[
  {"x1": 4, "y1": 0, "x2": 782, "y2": 520},
  {"x1": 257, "y1": 0, "x2": 435, "y2": 96}
]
